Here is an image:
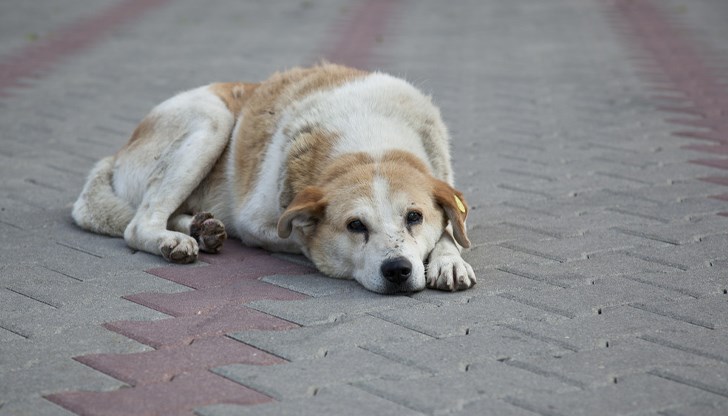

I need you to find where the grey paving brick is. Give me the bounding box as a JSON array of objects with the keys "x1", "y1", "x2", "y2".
[
  {"x1": 195, "y1": 384, "x2": 425, "y2": 416},
  {"x1": 214, "y1": 349, "x2": 429, "y2": 400},
  {"x1": 0, "y1": 395, "x2": 77, "y2": 416},
  {"x1": 356, "y1": 360, "x2": 579, "y2": 415},
  {"x1": 360, "y1": 324, "x2": 571, "y2": 375},
  {"x1": 247, "y1": 291, "x2": 422, "y2": 326},
  {"x1": 658, "y1": 400, "x2": 728, "y2": 416},
  {"x1": 505, "y1": 373, "x2": 724, "y2": 416},
  {"x1": 630, "y1": 295, "x2": 728, "y2": 330},
  {"x1": 499, "y1": 276, "x2": 694, "y2": 319},
  {"x1": 502, "y1": 338, "x2": 716, "y2": 388},
  {"x1": 493, "y1": 306, "x2": 705, "y2": 352},
  {"x1": 261, "y1": 273, "x2": 360, "y2": 297},
  {"x1": 372, "y1": 294, "x2": 570, "y2": 339},
  {"x1": 229, "y1": 315, "x2": 433, "y2": 361}
]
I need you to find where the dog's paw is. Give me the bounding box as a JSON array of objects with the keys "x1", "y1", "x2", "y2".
[
  {"x1": 160, "y1": 234, "x2": 199, "y2": 264},
  {"x1": 190, "y1": 212, "x2": 227, "y2": 253},
  {"x1": 426, "y1": 254, "x2": 476, "y2": 291}
]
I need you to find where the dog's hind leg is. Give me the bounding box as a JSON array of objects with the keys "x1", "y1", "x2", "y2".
[{"x1": 121, "y1": 91, "x2": 236, "y2": 263}]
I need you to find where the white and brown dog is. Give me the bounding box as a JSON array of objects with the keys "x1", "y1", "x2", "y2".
[{"x1": 73, "y1": 64, "x2": 476, "y2": 294}]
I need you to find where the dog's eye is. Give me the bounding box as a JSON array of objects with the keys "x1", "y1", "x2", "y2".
[
  {"x1": 406, "y1": 210, "x2": 423, "y2": 226},
  {"x1": 347, "y1": 219, "x2": 368, "y2": 233}
]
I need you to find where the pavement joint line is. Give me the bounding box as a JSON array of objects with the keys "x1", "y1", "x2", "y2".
[
  {"x1": 497, "y1": 242, "x2": 568, "y2": 264},
  {"x1": 500, "y1": 222, "x2": 565, "y2": 239},
  {"x1": 496, "y1": 184, "x2": 554, "y2": 199},
  {"x1": 54, "y1": 241, "x2": 104, "y2": 259},
  {"x1": 647, "y1": 369, "x2": 728, "y2": 399},
  {"x1": 638, "y1": 335, "x2": 728, "y2": 364},
  {"x1": 497, "y1": 293, "x2": 576, "y2": 320},
  {"x1": 502, "y1": 396, "x2": 563, "y2": 416},
  {"x1": 40, "y1": 265, "x2": 85, "y2": 282},
  {"x1": 620, "y1": 275, "x2": 701, "y2": 300},
  {"x1": 610, "y1": 226, "x2": 681, "y2": 246},
  {"x1": 501, "y1": 359, "x2": 588, "y2": 389},
  {"x1": 5, "y1": 286, "x2": 60, "y2": 309},
  {"x1": 501, "y1": 202, "x2": 561, "y2": 218},
  {"x1": 620, "y1": 251, "x2": 689, "y2": 271},
  {"x1": 628, "y1": 304, "x2": 715, "y2": 330},
  {"x1": 496, "y1": 266, "x2": 571, "y2": 289},
  {"x1": 497, "y1": 323, "x2": 580, "y2": 353},
  {"x1": 0, "y1": 321, "x2": 30, "y2": 340},
  {"x1": 604, "y1": 208, "x2": 671, "y2": 224},
  {"x1": 594, "y1": 171, "x2": 653, "y2": 185}
]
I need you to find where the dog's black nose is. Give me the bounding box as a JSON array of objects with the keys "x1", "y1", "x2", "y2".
[{"x1": 381, "y1": 257, "x2": 412, "y2": 284}]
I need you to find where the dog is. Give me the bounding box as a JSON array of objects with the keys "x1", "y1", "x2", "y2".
[{"x1": 72, "y1": 64, "x2": 476, "y2": 294}]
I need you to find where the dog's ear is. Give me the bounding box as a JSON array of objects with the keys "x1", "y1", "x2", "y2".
[
  {"x1": 277, "y1": 187, "x2": 327, "y2": 238},
  {"x1": 431, "y1": 178, "x2": 471, "y2": 248}
]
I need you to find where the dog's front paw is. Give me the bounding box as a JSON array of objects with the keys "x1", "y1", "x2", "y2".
[
  {"x1": 190, "y1": 212, "x2": 227, "y2": 253},
  {"x1": 160, "y1": 234, "x2": 199, "y2": 264},
  {"x1": 426, "y1": 254, "x2": 476, "y2": 291}
]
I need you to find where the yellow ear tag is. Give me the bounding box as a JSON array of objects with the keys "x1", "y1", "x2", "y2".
[{"x1": 454, "y1": 195, "x2": 466, "y2": 213}]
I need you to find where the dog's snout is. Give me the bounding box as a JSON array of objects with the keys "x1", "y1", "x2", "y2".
[{"x1": 381, "y1": 257, "x2": 412, "y2": 284}]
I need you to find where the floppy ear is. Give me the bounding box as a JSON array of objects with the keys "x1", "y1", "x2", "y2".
[
  {"x1": 431, "y1": 178, "x2": 471, "y2": 248},
  {"x1": 277, "y1": 187, "x2": 327, "y2": 238}
]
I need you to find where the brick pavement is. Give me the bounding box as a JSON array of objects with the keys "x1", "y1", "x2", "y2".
[{"x1": 1, "y1": 0, "x2": 728, "y2": 415}]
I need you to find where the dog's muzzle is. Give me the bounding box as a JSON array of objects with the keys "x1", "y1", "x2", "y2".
[{"x1": 380, "y1": 257, "x2": 413, "y2": 284}]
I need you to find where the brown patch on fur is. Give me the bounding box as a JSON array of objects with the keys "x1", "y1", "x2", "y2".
[
  {"x1": 280, "y1": 127, "x2": 339, "y2": 207},
  {"x1": 230, "y1": 64, "x2": 368, "y2": 206},
  {"x1": 277, "y1": 186, "x2": 327, "y2": 238},
  {"x1": 210, "y1": 82, "x2": 259, "y2": 116},
  {"x1": 126, "y1": 115, "x2": 159, "y2": 147}
]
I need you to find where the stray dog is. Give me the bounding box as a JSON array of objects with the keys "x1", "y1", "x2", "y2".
[{"x1": 73, "y1": 64, "x2": 476, "y2": 293}]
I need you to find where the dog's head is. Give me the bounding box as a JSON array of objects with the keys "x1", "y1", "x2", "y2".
[{"x1": 277, "y1": 151, "x2": 470, "y2": 294}]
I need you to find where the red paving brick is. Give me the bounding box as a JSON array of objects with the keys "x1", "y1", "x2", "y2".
[
  {"x1": 147, "y1": 245, "x2": 316, "y2": 290},
  {"x1": 45, "y1": 370, "x2": 272, "y2": 416},
  {"x1": 105, "y1": 304, "x2": 298, "y2": 349},
  {"x1": 125, "y1": 278, "x2": 309, "y2": 317},
  {"x1": 75, "y1": 336, "x2": 284, "y2": 386}
]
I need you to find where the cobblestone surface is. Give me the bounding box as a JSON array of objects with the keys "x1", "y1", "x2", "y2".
[{"x1": 1, "y1": 0, "x2": 727, "y2": 415}]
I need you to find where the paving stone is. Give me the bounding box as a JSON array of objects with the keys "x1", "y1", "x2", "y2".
[
  {"x1": 631, "y1": 295, "x2": 728, "y2": 330},
  {"x1": 493, "y1": 305, "x2": 705, "y2": 352},
  {"x1": 248, "y1": 291, "x2": 422, "y2": 326},
  {"x1": 371, "y1": 294, "x2": 570, "y2": 338},
  {"x1": 195, "y1": 384, "x2": 425, "y2": 416},
  {"x1": 105, "y1": 304, "x2": 297, "y2": 349},
  {"x1": 46, "y1": 370, "x2": 271, "y2": 416},
  {"x1": 505, "y1": 373, "x2": 723, "y2": 416},
  {"x1": 260, "y1": 273, "x2": 360, "y2": 297},
  {"x1": 214, "y1": 349, "x2": 429, "y2": 400},
  {"x1": 230, "y1": 315, "x2": 432, "y2": 361},
  {"x1": 0, "y1": 395, "x2": 77, "y2": 416},
  {"x1": 125, "y1": 278, "x2": 309, "y2": 317},
  {"x1": 147, "y1": 243, "x2": 317, "y2": 290},
  {"x1": 360, "y1": 324, "x2": 571, "y2": 375},
  {"x1": 502, "y1": 338, "x2": 716, "y2": 388},
  {"x1": 356, "y1": 360, "x2": 579, "y2": 415},
  {"x1": 498, "y1": 275, "x2": 694, "y2": 319},
  {"x1": 76, "y1": 336, "x2": 284, "y2": 386}
]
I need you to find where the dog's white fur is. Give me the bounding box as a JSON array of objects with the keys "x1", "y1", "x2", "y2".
[{"x1": 73, "y1": 64, "x2": 476, "y2": 294}]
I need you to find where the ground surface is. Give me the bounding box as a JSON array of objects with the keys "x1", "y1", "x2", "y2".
[{"x1": 1, "y1": 0, "x2": 728, "y2": 415}]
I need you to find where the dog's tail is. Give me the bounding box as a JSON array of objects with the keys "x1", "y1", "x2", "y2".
[{"x1": 72, "y1": 156, "x2": 134, "y2": 237}]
